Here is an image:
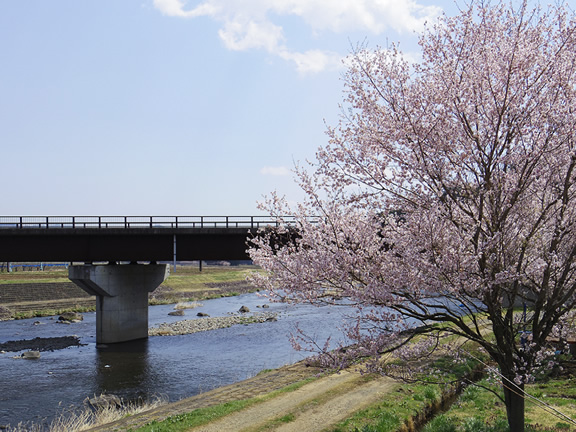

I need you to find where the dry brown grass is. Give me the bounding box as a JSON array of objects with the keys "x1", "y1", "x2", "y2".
[
  {"x1": 7, "y1": 395, "x2": 166, "y2": 432},
  {"x1": 173, "y1": 301, "x2": 203, "y2": 310}
]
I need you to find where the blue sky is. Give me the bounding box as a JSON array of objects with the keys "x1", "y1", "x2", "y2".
[{"x1": 1, "y1": 0, "x2": 456, "y2": 216}]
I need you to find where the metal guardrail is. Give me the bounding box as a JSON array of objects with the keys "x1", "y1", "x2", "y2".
[{"x1": 0, "y1": 216, "x2": 297, "y2": 229}]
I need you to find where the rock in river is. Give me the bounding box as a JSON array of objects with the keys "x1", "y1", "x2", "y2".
[
  {"x1": 58, "y1": 312, "x2": 83, "y2": 322},
  {"x1": 21, "y1": 351, "x2": 41, "y2": 360}
]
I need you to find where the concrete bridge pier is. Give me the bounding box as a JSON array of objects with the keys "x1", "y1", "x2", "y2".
[{"x1": 69, "y1": 263, "x2": 169, "y2": 345}]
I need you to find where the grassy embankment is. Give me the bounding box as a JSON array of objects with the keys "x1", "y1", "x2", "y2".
[
  {"x1": 331, "y1": 356, "x2": 576, "y2": 431},
  {"x1": 0, "y1": 268, "x2": 71, "y2": 284},
  {"x1": 149, "y1": 264, "x2": 262, "y2": 304},
  {"x1": 130, "y1": 335, "x2": 484, "y2": 432},
  {"x1": 132, "y1": 327, "x2": 576, "y2": 432},
  {"x1": 12, "y1": 337, "x2": 576, "y2": 431},
  {"x1": 0, "y1": 264, "x2": 262, "y2": 319}
]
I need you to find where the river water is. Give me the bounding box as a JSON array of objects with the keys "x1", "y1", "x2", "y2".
[{"x1": 0, "y1": 293, "x2": 354, "y2": 428}]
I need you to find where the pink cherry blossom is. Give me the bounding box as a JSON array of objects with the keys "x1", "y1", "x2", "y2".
[{"x1": 249, "y1": 2, "x2": 576, "y2": 431}]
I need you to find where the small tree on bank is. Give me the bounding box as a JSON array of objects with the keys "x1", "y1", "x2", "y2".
[{"x1": 249, "y1": 2, "x2": 576, "y2": 431}]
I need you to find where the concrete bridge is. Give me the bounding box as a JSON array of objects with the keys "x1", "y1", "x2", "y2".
[{"x1": 0, "y1": 216, "x2": 287, "y2": 345}]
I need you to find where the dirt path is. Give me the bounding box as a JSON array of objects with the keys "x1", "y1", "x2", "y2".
[
  {"x1": 86, "y1": 360, "x2": 399, "y2": 432},
  {"x1": 189, "y1": 369, "x2": 398, "y2": 432}
]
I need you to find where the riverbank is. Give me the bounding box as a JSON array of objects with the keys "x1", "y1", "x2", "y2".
[
  {"x1": 3, "y1": 267, "x2": 576, "y2": 431},
  {"x1": 0, "y1": 310, "x2": 280, "y2": 353},
  {"x1": 84, "y1": 359, "x2": 327, "y2": 432},
  {"x1": 86, "y1": 349, "x2": 576, "y2": 432},
  {"x1": 79, "y1": 340, "x2": 483, "y2": 432},
  {"x1": 0, "y1": 265, "x2": 260, "y2": 320}
]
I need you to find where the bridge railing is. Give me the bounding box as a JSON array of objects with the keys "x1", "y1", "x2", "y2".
[{"x1": 0, "y1": 216, "x2": 300, "y2": 230}]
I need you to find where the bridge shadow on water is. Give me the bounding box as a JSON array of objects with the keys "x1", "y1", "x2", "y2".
[{"x1": 95, "y1": 339, "x2": 154, "y2": 399}]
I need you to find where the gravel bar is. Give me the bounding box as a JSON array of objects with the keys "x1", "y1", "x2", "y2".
[{"x1": 149, "y1": 313, "x2": 278, "y2": 336}]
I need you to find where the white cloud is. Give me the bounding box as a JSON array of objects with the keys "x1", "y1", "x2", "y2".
[
  {"x1": 279, "y1": 49, "x2": 342, "y2": 75},
  {"x1": 219, "y1": 18, "x2": 285, "y2": 52},
  {"x1": 153, "y1": 0, "x2": 219, "y2": 17},
  {"x1": 260, "y1": 166, "x2": 291, "y2": 176},
  {"x1": 277, "y1": 0, "x2": 438, "y2": 34},
  {"x1": 152, "y1": 0, "x2": 441, "y2": 73}
]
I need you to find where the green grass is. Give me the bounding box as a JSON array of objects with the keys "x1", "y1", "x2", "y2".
[
  {"x1": 331, "y1": 350, "x2": 487, "y2": 432},
  {"x1": 331, "y1": 381, "x2": 436, "y2": 432},
  {"x1": 0, "y1": 268, "x2": 70, "y2": 284},
  {"x1": 412, "y1": 372, "x2": 576, "y2": 432},
  {"x1": 13, "y1": 305, "x2": 95, "y2": 319},
  {"x1": 134, "y1": 399, "x2": 255, "y2": 432},
  {"x1": 422, "y1": 414, "x2": 458, "y2": 432},
  {"x1": 354, "y1": 411, "x2": 403, "y2": 432},
  {"x1": 134, "y1": 387, "x2": 298, "y2": 431},
  {"x1": 0, "y1": 276, "x2": 71, "y2": 284},
  {"x1": 161, "y1": 266, "x2": 260, "y2": 292},
  {"x1": 260, "y1": 412, "x2": 296, "y2": 429},
  {"x1": 332, "y1": 372, "x2": 576, "y2": 432},
  {"x1": 0, "y1": 265, "x2": 261, "y2": 288}
]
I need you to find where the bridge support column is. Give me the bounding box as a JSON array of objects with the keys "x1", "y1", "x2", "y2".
[{"x1": 69, "y1": 263, "x2": 169, "y2": 345}]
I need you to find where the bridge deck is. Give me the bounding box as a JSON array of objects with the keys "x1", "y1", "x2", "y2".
[
  {"x1": 0, "y1": 216, "x2": 293, "y2": 262},
  {"x1": 0, "y1": 216, "x2": 286, "y2": 230}
]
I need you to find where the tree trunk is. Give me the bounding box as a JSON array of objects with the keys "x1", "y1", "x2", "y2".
[{"x1": 503, "y1": 379, "x2": 525, "y2": 432}]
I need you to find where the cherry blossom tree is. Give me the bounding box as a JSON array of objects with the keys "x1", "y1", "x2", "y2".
[{"x1": 249, "y1": 1, "x2": 576, "y2": 430}]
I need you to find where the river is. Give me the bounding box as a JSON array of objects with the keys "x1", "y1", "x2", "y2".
[{"x1": 0, "y1": 293, "x2": 354, "y2": 428}]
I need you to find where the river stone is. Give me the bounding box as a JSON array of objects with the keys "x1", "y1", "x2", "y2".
[
  {"x1": 262, "y1": 304, "x2": 270, "y2": 308},
  {"x1": 58, "y1": 312, "x2": 83, "y2": 322},
  {"x1": 197, "y1": 312, "x2": 210, "y2": 317},
  {"x1": 239, "y1": 305, "x2": 250, "y2": 313},
  {"x1": 21, "y1": 351, "x2": 41, "y2": 360},
  {"x1": 168, "y1": 310, "x2": 185, "y2": 316}
]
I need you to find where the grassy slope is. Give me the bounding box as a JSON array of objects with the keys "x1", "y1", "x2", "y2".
[
  {"x1": 0, "y1": 265, "x2": 259, "y2": 286},
  {"x1": 160, "y1": 265, "x2": 259, "y2": 292},
  {"x1": 0, "y1": 265, "x2": 262, "y2": 318},
  {"x1": 0, "y1": 269, "x2": 70, "y2": 284},
  {"x1": 418, "y1": 372, "x2": 576, "y2": 432}
]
